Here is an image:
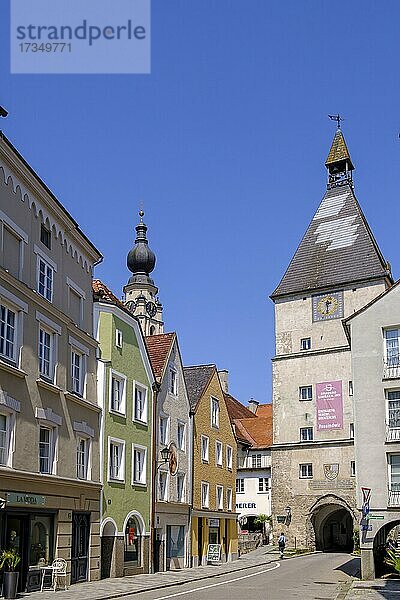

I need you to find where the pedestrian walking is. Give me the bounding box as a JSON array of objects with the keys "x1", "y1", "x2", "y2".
[{"x1": 278, "y1": 532, "x2": 286, "y2": 559}]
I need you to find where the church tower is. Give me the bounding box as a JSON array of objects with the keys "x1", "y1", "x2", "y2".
[
  {"x1": 270, "y1": 127, "x2": 392, "y2": 551},
  {"x1": 124, "y1": 211, "x2": 164, "y2": 336}
]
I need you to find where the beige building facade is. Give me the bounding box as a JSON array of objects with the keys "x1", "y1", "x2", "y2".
[
  {"x1": 0, "y1": 132, "x2": 102, "y2": 591},
  {"x1": 271, "y1": 130, "x2": 392, "y2": 551},
  {"x1": 346, "y1": 281, "x2": 400, "y2": 579}
]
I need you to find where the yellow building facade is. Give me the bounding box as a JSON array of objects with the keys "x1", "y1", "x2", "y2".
[{"x1": 184, "y1": 365, "x2": 238, "y2": 566}]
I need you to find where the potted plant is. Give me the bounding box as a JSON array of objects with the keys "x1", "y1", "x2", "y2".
[{"x1": 0, "y1": 549, "x2": 21, "y2": 599}]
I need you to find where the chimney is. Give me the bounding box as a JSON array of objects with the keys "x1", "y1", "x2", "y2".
[
  {"x1": 248, "y1": 398, "x2": 259, "y2": 414},
  {"x1": 218, "y1": 370, "x2": 229, "y2": 393}
]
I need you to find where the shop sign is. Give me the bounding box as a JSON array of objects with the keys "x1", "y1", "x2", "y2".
[
  {"x1": 368, "y1": 515, "x2": 384, "y2": 520},
  {"x1": 208, "y1": 518, "x2": 220, "y2": 527},
  {"x1": 207, "y1": 543, "x2": 221, "y2": 562},
  {"x1": 6, "y1": 492, "x2": 46, "y2": 506},
  {"x1": 276, "y1": 515, "x2": 286, "y2": 523},
  {"x1": 236, "y1": 502, "x2": 256, "y2": 509}
]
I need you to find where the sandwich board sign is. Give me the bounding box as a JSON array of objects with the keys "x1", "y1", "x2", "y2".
[{"x1": 207, "y1": 544, "x2": 221, "y2": 563}]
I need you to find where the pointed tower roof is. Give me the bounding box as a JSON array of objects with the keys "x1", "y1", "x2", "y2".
[
  {"x1": 271, "y1": 133, "x2": 392, "y2": 299},
  {"x1": 325, "y1": 129, "x2": 354, "y2": 170}
]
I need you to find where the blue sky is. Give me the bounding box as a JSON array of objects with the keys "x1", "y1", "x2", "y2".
[{"x1": 1, "y1": 0, "x2": 400, "y2": 404}]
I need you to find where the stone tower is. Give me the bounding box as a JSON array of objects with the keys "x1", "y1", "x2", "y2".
[
  {"x1": 270, "y1": 128, "x2": 392, "y2": 550},
  {"x1": 124, "y1": 211, "x2": 164, "y2": 336}
]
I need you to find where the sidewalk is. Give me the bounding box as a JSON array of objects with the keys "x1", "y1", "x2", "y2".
[
  {"x1": 342, "y1": 579, "x2": 400, "y2": 599},
  {"x1": 23, "y1": 546, "x2": 276, "y2": 600}
]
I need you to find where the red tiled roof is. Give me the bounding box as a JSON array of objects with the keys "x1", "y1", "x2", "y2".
[
  {"x1": 145, "y1": 333, "x2": 175, "y2": 380},
  {"x1": 92, "y1": 279, "x2": 126, "y2": 310},
  {"x1": 224, "y1": 393, "x2": 256, "y2": 421},
  {"x1": 255, "y1": 403, "x2": 273, "y2": 419}
]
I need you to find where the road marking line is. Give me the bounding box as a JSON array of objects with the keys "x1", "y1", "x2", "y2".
[{"x1": 151, "y1": 562, "x2": 281, "y2": 599}]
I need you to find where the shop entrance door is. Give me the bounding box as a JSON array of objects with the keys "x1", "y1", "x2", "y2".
[
  {"x1": 71, "y1": 513, "x2": 90, "y2": 584},
  {"x1": 4, "y1": 514, "x2": 29, "y2": 592}
]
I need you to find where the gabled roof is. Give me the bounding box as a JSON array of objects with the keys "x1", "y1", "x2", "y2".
[
  {"x1": 271, "y1": 183, "x2": 391, "y2": 298},
  {"x1": 183, "y1": 364, "x2": 215, "y2": 412},
  {"x1": 145, "y1": 333, "x2": 175, "y2": 381},
  {"x1": 225, "y1": 394, "x2": 272, "y2": 449},
  {"x1": 224, "y1": 393, "x2": 256, "y2": 420},
  {"x1": 93, "y1": 279, "x2": 126, "y2": 310}
]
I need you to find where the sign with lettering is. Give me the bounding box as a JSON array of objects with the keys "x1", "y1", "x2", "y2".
[
  {"x1": 6, "y1": 492, "x2": 46, "y2": 506},
  {"x1": 309, "y1": 480, "x2": 354, "y2": 490},
  {"x1": 236, "y1": 502, "x2": 256, "y2": 509},
  {"x1": 276, "y1": 515, "x2": 286, "y2": 523},
  {"x1": 316, "y1": 381, "x2": 343, "y2": 431},
  {"x1": 208, "y1": 519, "x2": 220, "y2": 527},
  {"x1": 368, "y1": 515, "x2": 384, "y2": 520},
  {"x1": 207, "y1": 544, "x2": 221, "y2": 562}
]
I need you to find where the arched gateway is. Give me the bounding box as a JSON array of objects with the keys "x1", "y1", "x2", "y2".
[{"x1": 309, "y1": 495, "x2": 355, "y2": 552}]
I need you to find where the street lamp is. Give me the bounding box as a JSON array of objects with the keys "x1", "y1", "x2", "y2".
[{"x1": 160, "y1": 446, "x2": 171, "y2": 464}]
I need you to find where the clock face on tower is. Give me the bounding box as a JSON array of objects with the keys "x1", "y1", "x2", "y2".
[
  {"x1": 146, "y1": 301, "x2": 157, "y2": 318},
  {"x1": 312, "y1": 291, "x2": 344, "y2": 322}
]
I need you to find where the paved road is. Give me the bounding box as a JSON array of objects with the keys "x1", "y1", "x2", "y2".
[{"x1": 117, "y1": 553, "x2": 357, "y2": 600}]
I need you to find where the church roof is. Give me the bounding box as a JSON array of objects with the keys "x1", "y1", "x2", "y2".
[
  {"x1": 145, "y1": 333, "x2": 175, "y2": 380},
  {"x1": 183, "y1": 364, "x2": 215, "y2": 412},
  {"x1": 325, "y1": 129, "x2": 354, "y2": 170},
  {"x1": 271, "y1": 184, "x2": 391, "y2": 298}
]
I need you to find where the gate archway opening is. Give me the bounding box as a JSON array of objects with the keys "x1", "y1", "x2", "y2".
[
  {"x1": 373, "y1": 520, "x2": 400, "y2": 577},
  {"x1": 312, "y1": 503, "x2": 354, "y2": 552}
]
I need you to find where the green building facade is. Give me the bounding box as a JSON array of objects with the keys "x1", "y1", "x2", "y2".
[{"x1": 93, "y1": 280, "x2": 155, "y2": 578}]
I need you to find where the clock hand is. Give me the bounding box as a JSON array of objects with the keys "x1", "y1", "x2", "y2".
[{"x1": 325, "y1": 299, "x2": 331, "y2": 314}]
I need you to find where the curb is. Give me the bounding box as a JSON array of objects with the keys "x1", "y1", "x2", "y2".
[{"x1": 334, "y1": 581, "x2": 353, "y2": 600}]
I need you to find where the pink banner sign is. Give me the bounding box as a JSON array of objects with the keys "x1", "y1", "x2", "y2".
[{"x1": 316, "y1": 380, "x2": 343, "y2": 431}]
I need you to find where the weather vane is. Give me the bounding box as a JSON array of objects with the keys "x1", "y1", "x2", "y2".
[
  {"x1": 138, "y1": 199, "x2": 145, "y2": 221},
  {"x1": 328, "y1": 114, "x2": 344, "y2": 129}
]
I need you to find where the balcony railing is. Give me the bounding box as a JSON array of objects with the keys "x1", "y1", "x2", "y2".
[
  {"x1": 388, "y1": 489, "x2": 400, "y2": 507},
  {"x1": 383, "y1": 356, "x2": 400, "y2": 379},
  {"x1": 237, "y1": 455, "x2": 271, "y2": 469},
  {"x1": 386, "y1": 424, "x2": 400, "y2": 442}
]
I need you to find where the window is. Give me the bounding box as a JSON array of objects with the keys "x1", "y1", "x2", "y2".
[
  {"x1": 350, "y1": 423, "x2": 355, "y2": 439},
  {"x1": 40, "y1": 224, "x2": 51, "y2": 249},
  {"x1": 2, "y1": 225, "x2": 21, "y2": 278},
  {"x1": 216, "y1": 485, "x2": 223, "y2": 510},
  {"x1": 258, "y1": 477, "x2": 270, "y2": 492},
  {"x1": 211, "y1": 397, "x2": 219, "y2": 428},
  {"x1": 68, "y1": 288, "x2": 82, "y2": 327},
  {"x1": 158, "y1": 470, "x2": 168, "y2": 501},
  {"x1": 159, "y1": 415, "x2": 169, "y2": 446},
  {"x1": 389, "y1": 455, "x2": 400, "y2": 491},
  {"x1": 300, "y1": 427, "x2": 313, "y2": 441},
  {"x1": 201, "y1": 435, "x2": 209, "y2": 463},
  {"x1": 38, "y1": 258, "x2": 53, "y2": 302},
  {"x1": 226, "y1": 488, "x2": 233, "y2": 511},
  {"x1": 300, "y1": 337, "x2": 311, "y2": 351},
  {"x1": 71, "y1": 350, "x2": 84, "y2": 396},
  {"x1": 133, "y1": 445, "x2": 147, "y2": 485},
  {"x1": 201, "y1": 482, "x2": 209, "y2": 508},
  {"x1": 169, "y1": 368, "x2": 178, "y2": 395},
  {"x1": 177, "y1": 473, "x2": 185, "y2": 502},
  {"x1": 349, "y1": 381, "x2": 354, "y2": 396},
  {"x1": 109, "y1": 438, "x2": 125, "y2": 481},
  {"x1": 177, "y1": 421, "x2": 186, "y2": 451},
  {"x1": 226, "y1": 445, "x2": 233, "y2": 470},
  {"x1": 299, "y1": 463, "x2": 313, "y2": 479},
  {"x1": 39, "y1": 427, "x2": 54, "y2": 474},
  {"x1": 299, "y1": 386, "x2": 313, "y2": 401},
  {"x1": 0, "y1": 304, "x2": 16, "y2": 363},
  {"x1": 115, "y1": 329, "x2": 123, "y2": 348},
  {"x1": 236, "y1": 478, "x2": 244, "y2": 493},
  {"x1": 39, "y1": 327, "x2": 54, "y2": 381},
  {"x1": 0, "y1": 413, "x2": 12, "y2": 466},
  {"x1": 77, "y1": 437, "x2": 90, "y2": 480},
  {"x1": 134, "y1": 382, "x2": 148, "y2": 423},
  {"x1": 385, "y1": 329, "x2": 400, "y2": 367},
  {"x1": 216, "y1": 441, "x2": 223, "y2": 467},
  {"x1": 351, "y1": 461, "x2": 356, "y2": 477},
  {"x1": 110, "y1": 373, "x2": 126, "y2": 415},
  {"x1": 388, "y1": 391, "x2": 400, "y2": 428},
  {"x1": 252, "y1": 454, "x2": 262, "y2": 468}
]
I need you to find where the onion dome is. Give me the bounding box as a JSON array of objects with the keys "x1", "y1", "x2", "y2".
[{"x1": 127, "y1": 211, "x2": 156, "y2": 281}]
